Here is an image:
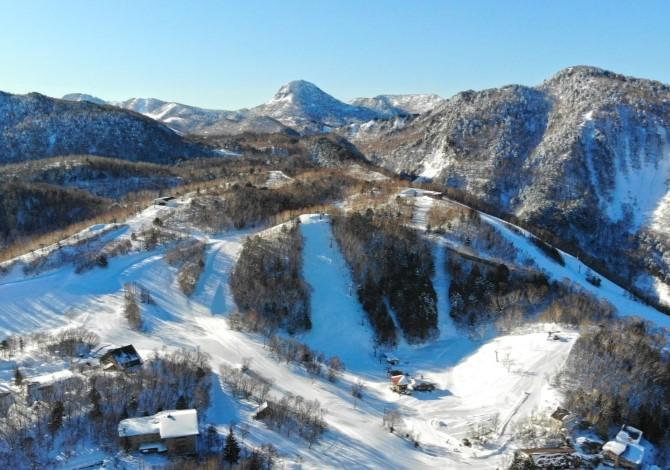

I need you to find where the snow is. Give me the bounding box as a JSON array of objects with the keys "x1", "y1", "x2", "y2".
[
  {"x1": 0, "y1": 190, "x2": 665, "y2": 468},
  {"x1": 216, "y1": 148, "x2": 242, "y2": 157},
  {"x1": 159, "y1": 410, "x2": 199, "y2": 439},
  {"x1": 584, "y1": 122, "x2": 670, "y2": 228},
  {"x1": 26, "y1": 369, "x2": 75, "y2": 387},
  {"x1": 118, "y1": 409, "x2": 199, "y2": 439},
  {"x1": 265, "y1": 170, "x2": 294, "y2": 188},
  {"x1": 466, "y1": 203, "x2": 670, "y2": 330},
  {"x1": 299, "y1": 214, "x2": 376, "y2": 368},
  {"x1": 603, "y1": 439, "x2": 627, "y2": 456}
]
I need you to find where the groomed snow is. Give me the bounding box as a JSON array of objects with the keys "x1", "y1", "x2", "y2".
[{"x1": 1, "y1": 191, "x2": 664, "y2": 468}]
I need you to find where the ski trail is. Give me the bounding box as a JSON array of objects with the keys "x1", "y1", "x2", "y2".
[{"x1": 299, "y1": 214, "x2": 376, "y2": 370}]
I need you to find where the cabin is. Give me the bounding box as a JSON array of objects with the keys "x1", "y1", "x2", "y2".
[
  {"x1": 602, "y1": 424, "x2": 646, "y2": 469},
  {"x1": 254, "y1": 401, "x2": 273, "y2": 420},
  {"x1": 517, "y1": 447, "x2": 576, "y2": 468},
  {"x1": 25, "y1": 369, "x2": 80, "y2": 404},
  {"x1": 100, "y1": 345, "x2": 142, "y2": 372},
  {"x1": 390, "y1": 374, "x2": 411, "y2": 394},
  {"x1": 118, "y1": 409, "x2": 199, "y2": 455}
]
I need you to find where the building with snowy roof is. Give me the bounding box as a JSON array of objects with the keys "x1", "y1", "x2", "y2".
[
  {"x1": 390, "y1": 374, "x2": 411, "y2": 393},
  {"x1": 100, "y1": 344, "x2": 142, "y2": 371},
  {"x1": 118, "y1": 409, "x2": 199, "y2": 455},
  {"x1": 25, "y1": 369, "x2": 81, "y2": 404},
  {"x1": 601, "y1": 424, "x2": 646, "y2": 469}
]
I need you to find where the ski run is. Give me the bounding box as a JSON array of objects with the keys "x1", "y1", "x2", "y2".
[{"x1": 0, "y1": 188, "x2": 666, "y2": 469}]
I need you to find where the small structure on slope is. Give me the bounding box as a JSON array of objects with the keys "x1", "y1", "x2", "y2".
[
  {"x1": 100, "y1": 345, "x2": 142, "y2": 371},
  {"x1": 118, "y1": 409, "x2": 199, "y2": 455},
  {"x1": 601, "y1": 424, "x2": 646, "y2": 469},
  {"x1": 254, "y1": 401, "x2": 272, "y2": 420},
  {"x1": 390, "y1": 374, "x2": 411, "y2": 394},
  {"x1": 25, "y1": 369, "x2": 79, "y2": 404}
]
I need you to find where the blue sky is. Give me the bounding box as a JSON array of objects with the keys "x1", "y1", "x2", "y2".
[{"x1": 1, "y1": 1, "x2": 669, "y2": 109}]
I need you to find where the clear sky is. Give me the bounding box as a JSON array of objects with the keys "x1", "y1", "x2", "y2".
[{"x1": 1, "y1": 0, "x2": 669, "y2": 109}]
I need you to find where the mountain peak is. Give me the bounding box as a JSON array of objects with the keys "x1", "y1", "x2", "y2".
[
  {"x1": 62, "y1": 93, "x2": 107, "y2": 106},
  {"x1": 270, "y1": 80, "x2": 331, "y2": 105}
]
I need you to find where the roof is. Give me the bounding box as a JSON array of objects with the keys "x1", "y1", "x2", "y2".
[
  {"x1": 159, "y1": 409, "x2": 199, "y2": 439},
  {"x1": 621, "y1": 442, "x2": 644, "y2": 465},
  {"x1": 603, "y1": 424, "x2": 646, "y2": 464},
  {"x1": 118, "y1": 409, "x2": 199, "y2": 439},
  {"x1": 520, "y1": 447, "x2": 574, "y2": 456},
  {"x1": 26, "y1": 369, "x2": 75, "y2": 387},
  {"x1": 603, "y1": 440, "x2": 627, "y2": 456},
  {"x1": 0, "y1": 382, "x2": 11, "y2": 394},
  {"x1": 103, "y1": 345, "x2": 141, "y2": 367},
  {"x1": 616, "y1": 424, "x2": 643, "y2": 444},
  {"x1": 390, "y1": 375, "x2": 409, "y2": 386}
]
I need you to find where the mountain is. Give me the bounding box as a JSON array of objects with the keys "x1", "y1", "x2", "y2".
[
  {"x1": 63, "y1": 94, "x2": 299, "y2": 136},
  {"x1": 63, "y1": 82, "x2": 440, "y2": 137},
  {"x1": 61, "y1": 93, "x2": 107, "y2": 106},
  {"x1": 350, "y1": 93, "x2": 444, "y2": 116},
  {"x1": 351, "y1": 66, "x2": 670, "y2": 302},
  {"x1": 0, "y1": 91, "x2": 211, "y2": 164},
  {"x1": 251, "y1": 80, "x2": 383, "y2": 134}
]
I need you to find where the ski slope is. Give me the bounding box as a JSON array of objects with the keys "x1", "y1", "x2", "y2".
[{"x1": 3, "y1": 189, "x2": 664, "y2": 468}]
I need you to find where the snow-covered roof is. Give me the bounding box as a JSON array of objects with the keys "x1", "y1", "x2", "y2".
[
  {"x1": 0, "y1": 382, "x2": 11, "y2": 394},
  {"x1": 118, "y1": 409, "x2": 199, "y2": 439},
  {"x1": 603, "y1": 440, "x2": 627, "y2": 456},
  {"x1": 159, "y1": 409, "x2": 199, "y2": 439},
  {"x1": 26, "y1": 369, "x2": 75, "y2": 387},
  {"x1": 621, "y1": 442, "x2": 644, "y2": 465},
  {"x1": 102, "y1": 344, "x2": 142, "y2": 367},
  {"x1": 391, "y1": 375, "x2": 409, "y2": 386},
  {"x1": 616, "y1": 424, "x2": 643, "y2": 444}
]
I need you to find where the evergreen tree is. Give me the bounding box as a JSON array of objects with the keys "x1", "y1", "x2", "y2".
[
  {"x1": 176, "y1": 394, "x2": 188, "y2": 410},
  {"x1": 49, "y1": 401, "x2": 64, "y2": 435},
  {"x1": 89, "y1": 387, "x2": 102, "y2": 421},
  {"x1": 13, "y1": 366, "x2": 23, "y2": 386},
  {"x1": 223, "y1": 427, "x2": 241, "y2": 466}
]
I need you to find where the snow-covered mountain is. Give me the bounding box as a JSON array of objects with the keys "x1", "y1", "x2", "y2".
[
  {"x1": 351, "y1": 66, "x2": 670, "y2": 300},
  {"x1": 62, "y1": 95, "x2": 295, "y2": 136},
  {"x1": 249, "y1": 80, "x2": 384, "y2": 134},
  {"x1": 350, "y1": 93, "x2": 444, "y2": 116},
  {"x1": 65, "y1": 81, "x2": 392, "y2": 136},
  {"x1": 0, "y1": 91, "x2": 210, "y2": 165},
  {"x1": 63, "y1": 82, "x2": 443, "y2": 137}
]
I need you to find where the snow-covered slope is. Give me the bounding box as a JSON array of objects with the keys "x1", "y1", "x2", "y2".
[
  {"x1": 2, "y1": 184, "x2": 670, "y2": 468},
  {"x1": 350, "y1": 93, "x2": 444, "y2": 117},
  {"x1": 353, "y1": 66, "x2": 670, "y2": 306}
]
